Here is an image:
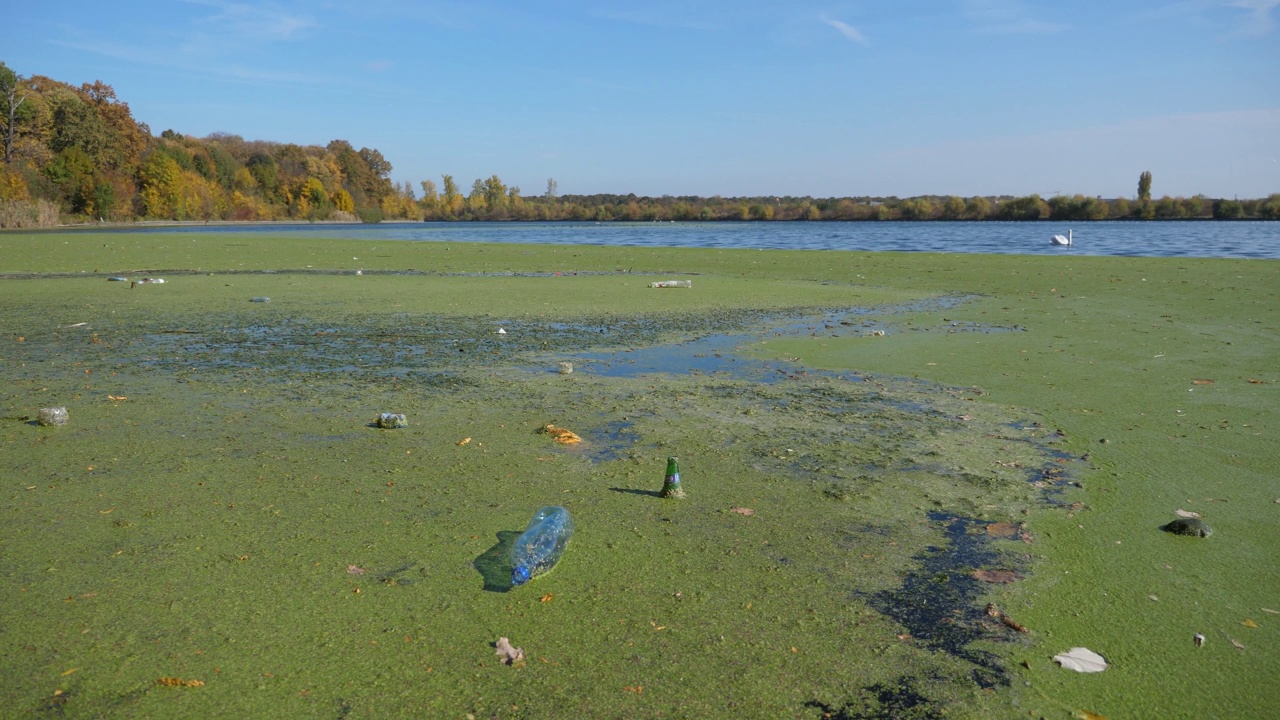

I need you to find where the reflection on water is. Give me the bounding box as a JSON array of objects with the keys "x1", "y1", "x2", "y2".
[{"x1": 100, "y1": 219, "x2": 1279, "y2": 258}]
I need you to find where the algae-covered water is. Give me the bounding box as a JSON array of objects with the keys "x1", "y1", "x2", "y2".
[{"x1": 1, "y1": 233, "x2": 1276, "y2": 719}]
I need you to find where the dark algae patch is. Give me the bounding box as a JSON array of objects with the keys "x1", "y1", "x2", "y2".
[{"x1": 1, "y1": 233, "x2": 1277, "y2": 719}]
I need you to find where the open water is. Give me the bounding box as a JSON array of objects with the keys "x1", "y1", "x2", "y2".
[{"x1": 99, "y1": 219, "x2": 1278, "y2": 259}]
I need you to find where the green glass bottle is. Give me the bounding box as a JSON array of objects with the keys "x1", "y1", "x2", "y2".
[{"x1": 661, "y1": 456, "x2": 685, "y2": 499}]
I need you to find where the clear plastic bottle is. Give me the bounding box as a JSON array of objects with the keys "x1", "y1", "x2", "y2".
[{"x1": 510, "y1": 506, "x2": 574, "y2": 586}]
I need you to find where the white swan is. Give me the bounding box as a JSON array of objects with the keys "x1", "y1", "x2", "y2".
[{"x1": 1051, "y1": 229, "x2": 1073, "y2": 246}]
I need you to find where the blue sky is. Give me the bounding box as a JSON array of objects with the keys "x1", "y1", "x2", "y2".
[{"x1": 4, "y1": 0, "x2": 1278, "y2": 199}]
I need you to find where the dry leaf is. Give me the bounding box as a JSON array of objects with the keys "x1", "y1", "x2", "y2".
[
  {"x1": 1053, "y1": 647, "x2": 1107, "y2": 673},
  {"x1": 1075, "y1": 711, "x2": 1109, "y2": 720},
  {"x1": 973, "y1": 569, "x2": 1020, "y2": 584},
  {"x1": 539, "y1": 424, "x2": 581, "y2": 444},
  {"x1": 457, "y1": 437, "x2": 472, "y2": 446},
  {"x1": 108, "y1": 395, "x2": 128, "y2": 401},
  {"x1": 157, "y1": 677, "x2": 204, "y2": 687},
  {"x1": 1261, "y1": 608, "x2": 1279, "y2": 615},
  {"x1": 1002, "y1": 615, "x2": 1030, "y2": 633},
  {"x1": 1247, "y1": 378, "x2": 1266, "y2": 384},
  {"x1": 1242, "y1": 619, "x2": 1259, "y2": 628},
  {"x1": 347, "y1": 565, "x2": 366, "y2": 575},
  {"x1": 1230, "y1": 638, "x2": 1245, "y2": 650},
  {"x1": 730, "y1": 507, "x2": 755, "y2": 516},
  {"x1": 1191, "y1": 379, "x2": 1215, "y2": 385},
  {"x1": 1174, "y1": 509, "x2": 1201, "y2": 519},
  {"x1": 495, "y1": 637, "x2": 525, "y2": 666},
  {"x1": 540, "y1": 594, "x2": 554, "y2": 603}
]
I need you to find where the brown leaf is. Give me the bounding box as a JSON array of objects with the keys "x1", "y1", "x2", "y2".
[
  {"x1": 539, "y1": 593, "x2": 554, "y2": 603},
  {"x1": 495, "y1": 637, "x2": 525, "y2": 666},
  {"x1": 347, "y1": 565, "x2": 366, "y2": 575},
  {"x1": 1242, "y1": 618, "x2": 1259, "y2": 628},
  {"x1": 1247, "y1": 378, "x2": 1267, "y2": 384},
  {"x1": 1191, "y1": 379, "x2": 1215, "y2": 385},
  {"x1": 1075, "y1": 711, "x2": 1109, "y2": 720},
  {"x1": 1001, "y1": 614, "x2": 1030, "y2": 633},
  {"x1": 539, "y1": 424, "x2": 581, "y2": 444},
  {"x1": 456, "y1": 437, "x2": 472, "y2": 446},
  {"x1": 973, "y1": 569, "x2": 1020, "y2": 584}
]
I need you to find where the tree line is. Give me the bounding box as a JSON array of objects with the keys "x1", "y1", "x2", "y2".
[{"x1": 2, "y1": 62, "x2": 1277, "y2": 228}]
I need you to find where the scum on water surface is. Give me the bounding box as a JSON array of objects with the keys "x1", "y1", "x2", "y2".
[{"x1": 0, "y1": 270, "x2": 1080, "y2": 718}]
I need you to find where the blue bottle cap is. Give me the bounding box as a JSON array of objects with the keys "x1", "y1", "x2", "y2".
[{"x1": 511, "y1": 566, "x2": 531, "y2": 586}]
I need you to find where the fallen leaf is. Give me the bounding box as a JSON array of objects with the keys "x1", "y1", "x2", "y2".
[
  {"x1": 730, "y1": 507, "x2": 755, "y2": 516},
  {"x1": 624, "y1": 685, "x2": 644, "y2": 693},
  {"x1": 1191, "y1": 379, "x2": 1214, "y2": 385},
  {"x1": 1242, "y1": 619, "x2": 1259, "y2": 628},
  {"x1": 1230, "y1": 638, "x2": 1245, "y2": 650},
  {"x1": 539, "y1": 424, "x2": 581, "y2": 444},
  {"x1": 346, "y1": 565, "x2": 366, "y2": 575},
  {"x1": 108, "y1": 395, "x2": 128, "y2": 401},
  {"x1": 457, "y1": 437, "x2": 472, "y2": 446},
  {"x1": 1075, "y1": 711, "x2": 1109, "y2": 720},
  {"x1": 1262, "y1": 608, "x2": 1280, "y2": 615},
  {"x1": 1247, "y1": 378, "x2": 1267, "y2": 384},
  {"x1": 157, "y1": 677, "x2": 204, "y2": 687},
  {"x1": 1174, "y1": 509, "x2": 1201, "y2": 519},
  {"x1": 495, "y1": 637, "x2": 525, "y2": 666},
  {"x1": 1053, "y1": 647, "x2": 1107, "y2": 673},
  {"x1": 973, "y1": 569, "x2": 1020, "y2": 584},
  {"x1": 958, "y1": 414, "x2": 976, "y2": 421},
  {"x1": 540, "y1": 594, "x2": 554, "y2": 603},
  {"x1": 1001, "y1": 614, "x2": 1030, "y2": 633}
]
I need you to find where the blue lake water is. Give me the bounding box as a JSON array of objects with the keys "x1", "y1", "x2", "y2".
[{"x1": 100, "y1": 220, "x2": 1278, "y2": 259}]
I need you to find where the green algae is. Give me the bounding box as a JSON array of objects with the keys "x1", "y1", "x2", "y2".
[{"x1": 1, "y1": 232, "x2": 1276, "y2": 718}]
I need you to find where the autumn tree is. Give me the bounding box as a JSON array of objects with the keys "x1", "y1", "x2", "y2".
[
  {"x1": 1137, "y1": 171, "x2": 1152, "y2": 202},
  {"x1": 1, "y1": 62, "x2": 30, "y2": 163}
]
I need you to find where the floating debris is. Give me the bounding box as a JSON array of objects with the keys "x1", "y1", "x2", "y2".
[
  {"x1": 1162, "y1": 518, "x2": 1212, "y2": 537},
  {"x1": 37, "y1": 407, "x2": 68, "y2": 426},
  {"x1": 375, "y1": 413, "x2": 407, "y2": 429},
  {"x1": 495, "y1": 637, "x2": 525, "y2": 666},
  {"x1": 1053, "y1": 647, "x2": 1107, "y2": 673},
  {"x1": 250, "y1": 297, "x2": 270, "y2": 303}
]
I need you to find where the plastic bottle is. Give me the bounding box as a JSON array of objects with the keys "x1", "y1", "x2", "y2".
[
  {"x1": 661, "y1": 456, "x2": 685, "y2": 498},
  {"x1": 648, "y1": 280, "x2": 691, "y2": 288},
  {"x1": 510, "y1": 506, "x2": 574, "y2": 586}
]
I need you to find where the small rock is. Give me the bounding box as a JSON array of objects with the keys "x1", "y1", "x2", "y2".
[
  {"x1": 38, "y1": 407, "x2": 69, "y2": 426},
  {"x1": 375, "y1": 413, "x2": 407, "y2": 429},
  {"x1": 1161, "y1": 517, "x2": 1212, "y2": 537}
]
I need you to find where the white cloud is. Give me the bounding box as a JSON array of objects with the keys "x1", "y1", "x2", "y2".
[
  {"x1": 821, "y1": 17, "x2": 869, "y2": 45},
  {"x1": 1225, "y1": 0, "x2": 1280, "y2": 34},
  {"x1": 182, "y1": 0, "x2": 317, "y2": 41},
  {"x1": 962, "y1": 0, "x2": 1068, "y2": 34}
]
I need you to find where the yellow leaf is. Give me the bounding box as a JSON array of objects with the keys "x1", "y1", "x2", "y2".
[
  {"x1": 1243, "y1": 619, "x2": 1259, "y2": 628},
  {"x1": 1075, "y1": 711, "x2": 1109, "y2": 720}
]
